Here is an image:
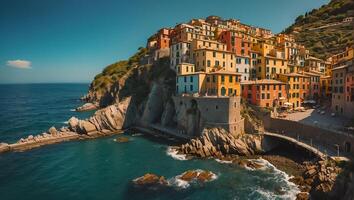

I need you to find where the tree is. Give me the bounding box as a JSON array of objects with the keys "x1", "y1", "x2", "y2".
[{"x1": 295, "y1": 15, "x2": 304, "y2": 23}]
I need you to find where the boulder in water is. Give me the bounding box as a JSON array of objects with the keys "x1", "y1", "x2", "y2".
[
  {"x1": 179, "y1": 170, "x2": 215, "y2": 183},
  {"x1": 133, "y1": 173, "x2": 168, "y2": 186}
]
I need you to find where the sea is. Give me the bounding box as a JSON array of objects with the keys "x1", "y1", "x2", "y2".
[{"x1": 0, "y1": 84, "x2": 299, "y2": 200}]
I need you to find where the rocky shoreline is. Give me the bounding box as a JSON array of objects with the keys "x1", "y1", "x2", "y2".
[
  {"x1": 0, "y1": 97, "x2": 133, "y2": 154},
  {"x1": 169, "y1": 127, "x2": 344, "y2": 200}
]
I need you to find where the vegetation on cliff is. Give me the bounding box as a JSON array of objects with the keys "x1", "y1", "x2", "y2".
[
  {"x1": 284, "y1": 0, "x2": 354, "y2": 59},
  {"x1": 86, "y1": 48, "x2": 175, "y2": 107}
]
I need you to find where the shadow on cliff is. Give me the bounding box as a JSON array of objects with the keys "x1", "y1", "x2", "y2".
[{"x1": 118, "y1": 57, "x2": 176, "y2": 129}]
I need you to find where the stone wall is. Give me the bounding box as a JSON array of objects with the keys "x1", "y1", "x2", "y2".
[
  {"x1": 173, "y1": 95, "x2": 244, "y2": 136},
  {"x1": 264, "y1": 115, "x2": 354, "y2": 157}
]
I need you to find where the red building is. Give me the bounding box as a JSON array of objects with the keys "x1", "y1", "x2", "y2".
[
  {"x1": 304, "y1": 71, "x2": 321, "y2": 100},
  {"x1": 241, "y1": 79, "x2": 287, "y2": 108},
  {"x1": 218, "y1": 30, "x2": 251, "y2": 57}
]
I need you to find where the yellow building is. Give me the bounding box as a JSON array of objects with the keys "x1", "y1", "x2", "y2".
[
  {"x1": 192, "y1": 48, "x2": 235, "y2": 73},
  {"x1": 320, "y1": 75, "x2": 332, "y2": 99},
  {"x1": 277, "y1": 73, "x2": 310, "y2": 108},
  {"x1": 251, "y1": 39, "x2": 288, "y2": 80},
  {"x1": 176, "y1": 70, "x2": 241, "y2": 97},
  {"x1": 202, "y1": 71, "x2": 242, "y2": 96},
  {"x1": 260, "y1": 55, "x2": 287, "y2": 80}
]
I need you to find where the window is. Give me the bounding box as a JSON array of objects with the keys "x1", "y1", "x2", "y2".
[
  {"x1": 207, "y1": 60, "x2": 211, "y2": 67},
  {"x1": 221, "y1": 75, "x2": 225, "y2": 83},
  {"x1": 262, "y1": 93, "x2": 265, "y2": 99},
  {"x1": 212, "y1": 75, "x2": 216, "y2": 82},
  {"x1": 190, "y1": 85, "x2": 193, "y2": 91},
  {"x1": 213, "y1": 52, "x2": 216, "y2": 57},
  {"x1": 190, "y1": 76, "x2": 193, "y2": 82},
  {"x1": 184, "y1": 77, "x2": 187, "y2": 82},
  {"x1": 267, "y1": 93, "x2": 270, "y2": 99},
  {"x1": 236, "y1": 58, "x2": 241, "y2": 64},
  {"x1": 229, "y1": 75, "x2": 233, "y2": 83},
  {"x1": 228, "y1": 88, "x2": 233, "y2": 95},
  {"x1": 206, "y1": 77, "x2": 210, "y2": 82},
  {"x1": 215, "y1": 61, "x2": 219, "y2": 66}
]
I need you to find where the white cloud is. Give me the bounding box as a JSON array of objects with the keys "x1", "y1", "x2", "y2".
[{"x1": 6, "y1": 60, "x2": 32, "y2": 69}]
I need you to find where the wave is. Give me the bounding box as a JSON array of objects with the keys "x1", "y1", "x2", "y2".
[
  {"x1": 61, "y1": 121, "x2": 68, "y2": 124},
  {"x1": 215, "y1": 158, "x2": 233, "y2": 164},
  {"x1": 166, "y1": 146, "x2": 188, "y2": 161},
  {"x1": 168, "y1": 169, "x2": 218, "y2": 189},
  {"x1": 132, "y1": 133, "x2": 143, "y2": 137},
  {"x1": 70, "y1": 109, "x2": 76, "y2": 111},
  {"x1": 247, "y1": 158, "x2": 300, "y2": 199}
]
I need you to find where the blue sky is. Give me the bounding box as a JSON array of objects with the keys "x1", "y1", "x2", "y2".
[{"x1": 0, "y1": 0, "x2": 329, "y2": 84}]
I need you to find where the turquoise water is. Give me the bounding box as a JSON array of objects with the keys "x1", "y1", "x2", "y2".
[{"x1": 0, "y1": 84, "x2": 299, "y2": 200}]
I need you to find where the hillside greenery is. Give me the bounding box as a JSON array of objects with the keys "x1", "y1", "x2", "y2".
[{"x1": 284, "y1": 0, "x2": 354, "y2": 59}]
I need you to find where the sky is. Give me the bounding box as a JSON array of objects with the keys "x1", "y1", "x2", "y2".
[{"x1": 0, "y1": 0, "x2": 330, "y2": 84}]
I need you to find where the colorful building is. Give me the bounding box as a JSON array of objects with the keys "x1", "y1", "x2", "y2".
[
  {"x1": 320, "y1": 75, "x2": 332, "y2": 99},
  {"x1": 176, "y1": 72, "x2": 205, "y2": 95},
  {"x1": 277, "y1": 73, "x2": 310, "y2": 108},
  {"x1": 218, "y1": 30, "x2": 251, "y2": 57},
  {"x1": 235, "y1": 55, "x2": 251, "y2": 81},
  {"x1": 241, "y1": 79, "x2": 287, "y2": 108},
  {"x1": 170, "y1": 42, "x2": 191, "y2": 71},
  {"x1": 305, "y1": 56, "x2": 325, "y2": 73},
  {"x1": 176, "y1": 70, "x2": 241, "y2": 97},
  {"x1": 304, "y1": 71, "x2": 321, "y2": 100},
  {"x1": 192, "y1": 48, "x2": 235, "y2": 73},
  {"x1": 331, "y1": 58, "x2": 354, "y2": 118}
]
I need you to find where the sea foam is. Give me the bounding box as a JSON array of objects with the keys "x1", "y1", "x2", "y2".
[
  {"x1": 247, "y1": 158, "x2": 300, "y2": 200},
  {"x1": 215, "y1": 158, "x2": 233, "y2": 164},
  {"x1": 168, "y1": 169, "x2": 218, "y2": 189},
  {"x1": 166, "y1": 146, "x2": 188, "y2": 161}
]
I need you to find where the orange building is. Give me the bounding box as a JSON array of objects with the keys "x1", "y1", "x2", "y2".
[
  {"x1": 218, "y1": 30, "x2": 251, "y2": 57},
  {"x1": 203, "y1": 71, "x2": 242, "y2": 96},
  {"x1": 156, "y1": 28, "x2": 171, "y2": 49},
  {"x1": 241, "y1": 80, "x2": 287, "y2": 107}
]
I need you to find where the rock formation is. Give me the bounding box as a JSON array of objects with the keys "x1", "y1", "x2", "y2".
[
  {"x1": 133, "y1": 173, "x2": 168, "y2": 186},
  {"x1": 68, "y1": 97, "x2": 135, "y2": 135},
  {"x1": 288, "y1": 160, "x2": 342, "y2": 200},
  {"x1": 175, "y1": 127, "x2": 273, "y2": 158}
]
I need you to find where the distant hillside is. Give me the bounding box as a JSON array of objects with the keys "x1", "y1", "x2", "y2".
[{"x1": 284, "y1": 0, "x2": 354, "y2": 59}]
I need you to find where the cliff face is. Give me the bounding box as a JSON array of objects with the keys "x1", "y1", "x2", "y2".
[
  {"x1": 82, "y1": 47, "x2": 176, "y2": 128},
  {"x1": 284, "y1": 0, "x2": 354, "y2": 59}
]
